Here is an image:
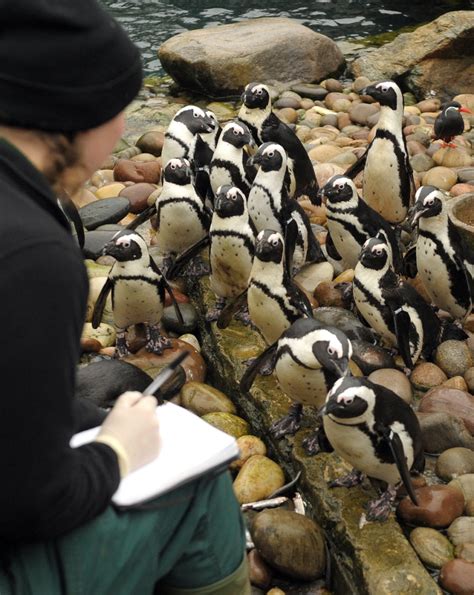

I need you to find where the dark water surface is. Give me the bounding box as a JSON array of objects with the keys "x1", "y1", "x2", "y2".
[{"x1": 102, "y1": 0, "x2": 471, "y2": 75}]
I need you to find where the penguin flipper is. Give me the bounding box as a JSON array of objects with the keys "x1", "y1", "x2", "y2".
[
  {"x1": 288, "y1": 282, "x2": 314, "y2": 319},
  {"x1": 240, "y1": 343, "x2": 278, "y2": 393},
  {"x1": 402, "y1": 244, "x2": 418, "y2": 278},
  {"x1": 124, "y1": 205, "x2": 156, "y2": 231},
  {"x1": 390, "y1": 305, "x2": 413, "y2": 369},
  {"x1": 165, "y1": 236, "x2": 210, "y2": 280},
  {"x1": 59, "y1": 194, "x2": 85, "y2": 249},
  {"x1": 284, "y1": 216, "x2": 299, "y2": 277},
  {"x1": 384, "y1": 426, "x2": 419, "y2": 506},
  {"x1": 216, "y1": 290, "x2": 248, "y2": 329},
  {"x1": 162, "y1": 278, "x2": 185, "y2": 327},
  {"x1": 344, "y1": 150, "x2": 367, "y2": 180},
  {"x1": 92, "y1": 278, "x2": 113, "y2": 329}
]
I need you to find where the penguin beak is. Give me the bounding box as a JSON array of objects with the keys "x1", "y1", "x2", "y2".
[
  {"x1": 103, "y1": 241, "x2": 120, "y2": 258},
  {"x1": 409, "y1": 204, "x2": 424, "y2": 227},
  {"x1": 325, "y1": 356, "x2": 350, "y2": 378},
  {"x1": 320, "y1": 398, "x2": 339, "y2": 417},
  {"x1": 247, "y1": 152, "x2": 262, "y2": 167}
]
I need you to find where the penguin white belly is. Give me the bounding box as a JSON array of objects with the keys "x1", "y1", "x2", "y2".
[
  {"x1": 210, "y1": 166, "x2": 233, "y2": 196},
  {"x1": 275, "y1": 354, "x2": 327, "y2": 407},
  {"x1": 353, "y1": 284, "x2": 396, "y2": 346},
  {"x1": 161, "y1": 136, "x2": 187, "y2": 168},
  {"x1": 156, "y1": 202, "x2": 206, "y2": 254},
  {"x1": 210, "y1": 237, "x2": 252, "y2": 298},
  {"x1": 400, "y1": 305, "x2": 424, "y2": 363},
  {"x1": 113, "y1": 279, "x2": 162, "y2": 329},
  {"x1": 363, "y1": 138, "x2": 406, "y2": 223},
  {"x1": 248, "y1": 285, "x2": 291, "y2": 344},
  {"x1": 248, "y1": 189, "x2": 281, "y2": 234},
  {"x1": 327, "y1": 218, "x2": 363, "y2": 269}
]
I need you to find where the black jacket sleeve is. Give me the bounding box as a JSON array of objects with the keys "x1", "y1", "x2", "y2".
[{"x1": 0, "y1": 241, "x2": 120, "y2": 542}]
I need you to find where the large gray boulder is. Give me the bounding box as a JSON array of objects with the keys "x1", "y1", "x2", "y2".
[
  {"x1": 158, "y1": 17, "x2": 344, "y2": 97},
  {"x1": 350, "y1": 11, "x2": 474, "y2": 101}
]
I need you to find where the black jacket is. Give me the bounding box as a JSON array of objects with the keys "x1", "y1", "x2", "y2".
[{"x1": 0, "y1": 139, "x2": 119, "y2": 542}]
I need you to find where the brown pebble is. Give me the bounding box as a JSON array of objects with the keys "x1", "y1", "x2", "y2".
[
  {"x1": 440, "y1": 559, "x2": 474, "y2": 595},
  {"x1": 135, "y1": 130, "x2": 165, "y2": 156},
  {"x1": 80, "y1": 337, "x2": 102, "y2": 353},
  {"x1": 114, "y1": 158, "x2": 161, "y2": 184},
  {"x1": 248, "y1": 549, "x2": 273, "y2": 590},
  {"x1": 397, "y1": 485, "x2": 465, "y2": 528},
  {"x1": 313, "y1": 281, "x2": 344, "y2": 307},
  {"x1": 119, "y1": 183, "x2": 157, "y2": 214},
  {"x1": 443, "y1": 376, "x2": 469, "y2": 392},
  {"x1": 464, "y1": 367, "x2": 474, "y2": 393},
  {"x1": 410, "y1": 362, "x2": 448, "y2": 391},
  {"x1": 455, "y1": 543, "x2": 474, "y2": 563},
  {"x1": 419, "y1": 387, "x2": 474, "y2": 433}
]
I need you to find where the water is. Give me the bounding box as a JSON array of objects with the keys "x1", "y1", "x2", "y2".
[{"x1": 101, "y1": 0, "x2": 471, "y2": 75}]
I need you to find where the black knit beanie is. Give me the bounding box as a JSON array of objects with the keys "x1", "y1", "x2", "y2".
[{"x1": 0, "y1": 0, "x2": 142, "y2": 132}]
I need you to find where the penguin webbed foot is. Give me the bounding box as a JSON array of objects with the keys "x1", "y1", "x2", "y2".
[
  {"x1": 145, "y1": 325, "x2": 172, "y2": 355},
  {"x1": 329, "y1": 469, "x2": 364, "y2": 489},
  {"x1": 206, "y1": 297, "x2": 227, "y2": 323},
  {"x1": 234, "y1": 306, "x2": 252, "y2": 326},
  {"x1": 364, "y1": 485, "x2": 397, "y2": 523},
  {"x1": 270, "y1": 403, "x2": 303, "y2": 438},
  {"x1": 114, "y1": 334, "x2": 132, "y2": 359},
  {"x1": 182, "y1": 257, "x2": 210, "y2": 278}
]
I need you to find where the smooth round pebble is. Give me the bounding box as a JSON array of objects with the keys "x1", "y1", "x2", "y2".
[
  {"x1": 422, "y1": 167, "x2": 457, "y2": 190},
  {"x1": 368, "y1": 368, "x2": 412, "y2": 403},
  {"x1": 440, "y1": 558, "x2": 474, "y2": 595},
  {"x1": 397, "y1": 485, "x2": 465, "y2": 528},
  {"x1": 178, "y1": 333, "x2": 200, "y2": 352},
  {"x1": 418, "y1": 387, "x2": 474, "y2": 433},
  {"x1": 448, "y1": 517, "x2": 474, "y2": 546},
  {"x1": 248, "y1": 549, "x2": 273, "y2": 590},
  {"x1": 233, "y1": 455, "x2": 285, "y2": 504},
  {"x1": 443, "y1": 376, "x2": 469, "y2": 392},
  {"x1": 136, "y1": 131, "x2": 165, "y2": 156},
  {"x1": 464, "y1": 367, "x2": 474, "y2": 392},
  {"x1": 436, "y1": 448, "x2": 474, "y2": 481},
  {"x1": 435, "y1": 340, "x2": 473, "y2": 378},
  {"x1": 409, "y1": 527, "x2": 454, "y2": 569},
  {"x1": 456, "y1": 544, "x2": 474, "y2": 562},
  {"x1": 180, "y1": 382, "x2": 236, "y2": 416},
  {"x1": 449, "y1": 475, "x2": 474, "y2": 504},
  {"x1": 411, "y1": 362, "x2": 448, "y2": 390},
  {"x1": 230, "y1": 435, "x2": 267, "y2": 472},
  {"x1": 203, "y1": 412, "x2": 249, "y2": 439}
]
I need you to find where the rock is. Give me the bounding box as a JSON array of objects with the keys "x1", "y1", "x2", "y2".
[
  {"x1": 251, "y1": 509, "x2": 326, "y2": 580},
  {"x1": 433, "y1": 147, "x2": 472, "y2": 168},
  {"x1": 162, "y1": 302, "x2": 198, "y2": 334},
  {"x1": 350, "y1": 340, "x2": 396, "y2": 375},
  {"x1": 80, "y1": 337, "x2": 102, "y2": 353},
  {"x1": 435, "y1": 341, "x2": 474, "y2": 378},
  {"x1": 436, "y1": 449, "x2": 474, "y2": 482},
  {"x1": 451, "y1": 184, "x2": 474, "y2": 197},
  {"x1": 158, "y1": 18, "x2": 344, "y2": 96},
  {"x1": 324, "y1": 78, "x2": 343, "y2": 93},
  {"x1": 419, "y1": 387, "x2": 474, "y2": 433},
  {"x1": 313, "y1": 163, "x2": 345, "y2": 188},
  {"x1": 294, "y1": 262, "x2": 333, "y2": 293},
  {"x1": 233, "y1": 455, "x2": 285, "y2": 504},
  {"x1": 350, "y1": 11, "x2": 474, "y2": 101},
  {"x1": 449, "y1": 475, "x2": 474, "y2": 504},
  {"x1": 308, "y1": 145, "x2": 344, "y2": 163},
  {"x1": 419, "y1": 412, "x2": 474, "y2": 453},
  {"x1": 81, "y1": 322, "x2": 116, "y2": 348},
  {"x1": 409, "y1": 527, "x2": 454, "y2": 569},
  {"x1": 274, "y1": 97, "x2": 301, "y2": 110},
  {"x1": 135, "y1": 131, "x2": 165, "y2": 156},
  {"x1": 266, "y1": 589, "x2": 285, "y2": 595},
  {"x1": 85, "y1": 259, "x2": 112, "y2": 279},
  {"x1": 79, "y1": 197, "x2": 130, "y2": 231},
  {"x1": 114, "y1": 159, "x2": 161, "y2": 184},
  {"x1": 349, "y1": 102, "x2": 379, "y2": 126},
  {"x1": 448, "y1": 517, "x2": 474, "y2": 547},
  {"x1": 120, "y1": 183, "x2": 157, "y2": 214},
  {"x1": 291, "y1": 83, "x2": 328, "y2": 100},
  {"x1": 230, "y1": 435, "x2": 267, "y2": 472},
  {"x1": 456, "y1": 544, "x2": 474, "y2": 563},
  {"x1": 312, "y1": 307, "x2": 378, "y2": 343},
  {"x1": 180, "y1": 382, "x2": 236, "y2": 416},
  {"x1": 325, "y1": 92, "x2": 351, "y2": 112},
  {"x1": 95, "y1": 182, "x2": 126, "y2": 199},
  {"x1": 178, "y1": 333, "x2": 200, "y2": 352},
  {"x1": 71, "y1": 187, "x2": 97, "y2": 209},
  {"x1": 248, "y1": 549, "x2": 273, "y2": 590},
  {"x1": 83, "y1": 229, "x2": 121, "y2": 260},
  {"x1": 397, "y1": 485, "x2": 465, "y2": 528},
  {"x1": 86, "y1": 276, "x2": 113, "y2": 326},
  {"x1": 465, "y1": 367, "x2": 474, "y2": 393},
  {"x1": 276, "y1": 107, "x2": 298, "y2": 125},
  {"x1": 422, "y1": 167, "x2": 457, "y2": 191},
  {"x1": 203, "y1": 412, "x2": 249, "y2": 439},
  {"x1": 443, "y1": 377, "x2": 469, "y2": 392},
  {"x1": 410, "y1": 362, "x2": 447, "y2": 391},
  {"x1": 352, "y1": 76, "x2": 371, "y2": 93},
  {"x1": 458, "y1": 168, "x2": 474, "y2": 184},
  {"x1": 368, "y1": 368, "x2": 412, "y2": 404},
  {"x1": 440, "y1": 559, "x2": 474, "y2": 595},
  {"x1": 313, "y1": 281, "x2": 345, "y2": 308},
  {"x1": 467, "y1": 500, "x2": 474, "y2": 516},
  {"x1": 410, "y1": 153, "x2": 435, "y2": 173}
]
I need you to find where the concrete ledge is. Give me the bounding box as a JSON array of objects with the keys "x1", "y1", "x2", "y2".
[{"x1": 190, "y1": 276, "x2": 441, "y2": 595}]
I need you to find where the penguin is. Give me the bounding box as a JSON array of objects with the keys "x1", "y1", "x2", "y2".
[
  {"x1": 241, "y1": 317, "x2": 352, "y2": 452},
  {"x1": 161, "y1": 105, "x2": 216, "y2": 170},
  {"x1": 248, "y1": 142, "x2": 324, "y2": 271},
  {"x1": 321, "y1": 174, "x2": 403, "y2": 273},
  {"x1": 237, "y1": 82, "x2": 320, "y2": 205},
  {"x1": 433, "y1": 101, "x2": 471, "y2": 147},
  {"x1": 92, "y1": 230, "x2": 183, "y2": 358},
  {"x1": 410, "y1": 185, "x2": 473, "y2": 320},
  {"x1": 346, "y1": 81, "x2": 413, "y2": 224},
  {"x1": 209, "y1": 121, "x2": 256, "y2": 198},
  {"x1": 155, "y1": 158, "x2": 211, "y2": 272},
  {"x1": 247, "y1": 230, "x2": 313, "y2": 345},
  {"x1": 207, "y1": 185, "x2": 256, "y2": 321},
  {"x1": 353, "y1": 237, "x2": 441, "y2": 369},
  {"x1": 193, "y1": 109, "x2": 221, "y2": 202},
  {"x1": 322, "y1": 376, "x2": 424, "y2": 523}
]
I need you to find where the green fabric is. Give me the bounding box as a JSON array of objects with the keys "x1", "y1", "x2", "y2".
[{"x1": 0, "y1": 471, "x2": 247, "y2": 595}]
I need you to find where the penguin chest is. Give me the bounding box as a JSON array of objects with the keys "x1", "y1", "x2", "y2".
[
  {"x1": 210, "y1": 165, "x2": 234, "y2": 195},
  {"x1": 353, "y1": 283, "x2": 396, "y2": 346},
  {"x1": 157, "y1": 201, "x2": 206, "y2": 254},
  {"x1": 248, "y1": 188, "x2": 281, "y2": 234},
  {"x1": 248, "y1": 285, "x2": 291, "y2": 344},
  {"x1": 364, "y1": 138, "x2": 407, "y2": 223},
  {"x1": 327, "y1": 217, "x2": 363, "y2": 269},
  {"x1": 275, "y1": 354, "x2": 327, "y2": 408},
  {"x1": 210, "y1": 236, "x2": 252, "y2": 297},
  {"x1": 112, "y1": 279, "x2": 162, "y2": 329},
  {"x1": 399, "y1": 304, "x2": 424, "y2": 363}
]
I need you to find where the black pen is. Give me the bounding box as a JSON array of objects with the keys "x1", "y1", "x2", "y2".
[{"x1": 143, "y1": 352, "x2": 189, "y2": 405}]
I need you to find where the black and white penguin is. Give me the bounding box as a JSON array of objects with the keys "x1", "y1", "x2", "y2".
[
  {"x1": 161, "y1": 105, "x2": 216, "y2": 170},
  {"x1": 92, "y1": 230, "x2": 182, "y2": 358},
  {"x1": 433, "y1": 101, "x2": 471, "y2": 147},
  {"x1": 247, "y1": 230, "x2": 313, "y2": 345},
  {"x1": 353, "y1": 237, "x2": 441, "y2": 368},
  {"x1": 155, "y1": 158, "x2": 211, "y2": 271},
  {"x1": 209, "y1": 121, "x2": 256, "y2": 197},
  {"x1": 322, "y1": 174, "x2": 403, "y2": 272},
  {"x1": 323, "y1": 376, "x2": 424, "y2": 522},
  {"x1": 237, "y1": 82, "x2": 320, "y2": 204},
  {"x1": 411, "y1": 185, "x2": 473, "y2": 320},
  {"x1": 193, "y1": 109, "x2": 221, "y2": 202},
  {"x1": 347, "y1": 81, "x2": 413, "y2": 224},
  {"x1": 207, "y1": 185, "x2": 256, "y2": 321}
]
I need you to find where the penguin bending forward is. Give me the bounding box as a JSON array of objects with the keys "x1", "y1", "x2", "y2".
[{"x1": 323, "y1": 376, "x2": 424, "y2": 523}]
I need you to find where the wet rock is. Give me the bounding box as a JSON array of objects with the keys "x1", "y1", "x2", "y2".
[
  {"x1": 449, "y1": 475, "x2": 474, "y2": 504},
  {"x1": 368, "y1": 368, "x2": 412, "y2": 404},
  {"x1": 79, "y1": 197, "x2": 130, "y2": 231},
  {"x1": 135, "y1": 131, "x2": 165, "y2": 156},
  {"x1": 312, "y1": 307, "x2": 378, "y2": 343},
  {"x1": 95, "y1": 182, "x2": 126, "y2": 199},
  {"x1": 248, "y1": 549, "x2": 273, "y2": 590},
  {"x1": 435, "y1": 341, "x2": 474, "y2": 378},
  {"x1": 350, "y1": 340, "x2": 396, "y2": 375},
  {"x1": 411, "y1": 362, "x2": 448, "y2": 391},
  {"x1": 82, "y1": 322, "x2": 115, "y2": 348},
  {"x1": 203, "y1": 412, "x2": 249, "y2": 439},
  {"x1": 120, "y1": 183, "x2": 157, "y2": 214},
  {"x1": 234, "y1": 455, "x2": 285, "y2": 504},
  {"x1": 294, "y1": 262, "x2": 333, "y2": 293},
  {"x1": 409, "y1": 527, "x2": 454, "y2": 569},
  {"x1": 251, "y1": 509, "x2": 326, "y2": 580},
  {"x1": 162, "y1": 303, "x2": 198, "y2": 334},
  {"x1": 114, "y1": 158, "x2": 161, "y2": 184},
  {"x1": 440, "y1": 558, "x2": 474, "y2": 595},
  {"x1": 178, "y1": 333, "x2": 200, "y2": 352},
  {"x1": 436, "y1": 448, "x2": 474, "y2": 482},
  {"x1": 180, "y1": 381, "x2": 236, "y2": 416},
  {"x1": 230, "y1": 435, "x2": 267, "y2": 472},
  {"x1": 447, "y1": 517, "x2": 474, "y2": 547},
  {"x1": 419, "y1": 387, "x2": 474, "y2": 433},
  {"x1": 397, "y1": 485, "x2": 465, "y2": 528},
  {"x1": 83, "y1": 229, "x2": 121, "y2": 260},
  {"x1": 422, "y1": 166, "x2": 457, "y2": 191}
]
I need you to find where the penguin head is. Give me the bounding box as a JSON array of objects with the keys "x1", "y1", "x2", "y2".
[
  {"x1": 173, "y1": 105, "x2": 216, "y2": 135},
  {"x1": 323, "y1": 376, "x2": 375, "y2": 422},
  {"x1": 248, "y1": 142, "x2": 286, "y2": 172},
  {"x1": 163, "y1": 158, "x2": 192, "y2": 185},
  {"x1": 321, "y1": 175, "x2": 357, "y2": 205},
  {"x1": 359, "y1": 237, "x2": 390, "y2": 271},
  {"x1": 103, "y1": 230, "x2": 147, "y2": 263},
  {"x1": 311, "y1": 327, "x2": 353, "y2": 378},
  {"x1": 362, "y1": 81, "x2": 401, "y2": 111},
  {"x1": 411, "y1": 186, "x2": 444, "y2": 225},
  {"x1": 255, "y1": 229, "x2": 284, "y2": 263},
  {"x1": 222, "y1": 121, "x2": 254, "y2": 149},
  {"x1": 214, "y1": 185, "x2": 246, "y2": 218},
  {"x1": 241, "y1": 82, "x2": 271, "y2": 111}
]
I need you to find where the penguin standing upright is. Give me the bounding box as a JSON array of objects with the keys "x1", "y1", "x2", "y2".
[
  {"x1": 207, "y1": 185, "x2": 256, "y2": 321},
  {"x1": 353, "y1": 237, "x2": 441, "y2": 368},
  {"x1": 347, "y1": 81, "x2": 413, "y2": 224},
  {"x1": 193, "y1": 109, "x2": 220, "y2": 202},
  {"x1": 323, "y1": 376, "x2": 424, "y2": 523},
  {"x1": 237, "y1": 82, "x2": 320, "y2": 204},
  {"x1": 411, "y1": 185, "x2": 473, "y2": 320},
  {"x1": 209, "y1": 121, "x2": 256, "y2": 197},
  {"x1": 92, "y1": 230, "x2": 182, "y2": 358},
  {"x1": 432, "y1": 101, "x2": 471, "y2": 147},
  {"x1": 321, "y1": 174, "x2": 402, "y2": 272}
]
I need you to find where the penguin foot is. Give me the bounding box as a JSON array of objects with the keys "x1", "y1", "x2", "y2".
[
  {"x1": 234, "y1": 307, "x2": 252, "y2": 326},
  {"x1": 114, "y1": 334, "x2": 131, "y2": 359},
  {"x1": 270, "y1": 404, "x2": 303, "y2": 438},
  {"x1": 364, "y1": 485, "x2": 397, "y2": 523},
  {"x1": 145, "y1": 324, "x2": 172, "y2": 355},
  {"x1": 329, "y1": 469, "x2": 364, "y2": 489},
  {"x1": 183, "y1": 258, "x2": 210, "y2": 278},
  {"x1": 302, "y1": 426, "x2": 333, "y2": 456},
  {"x1": 206, "y1": 297, "x2": 227, "y2": 322},
  {"x1": 260, "y1": 359, "x2": 274, "y2": 375}
]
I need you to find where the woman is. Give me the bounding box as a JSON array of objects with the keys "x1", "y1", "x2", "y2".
[{"x1": 0, "y1": 1, "x2": 249, "y2": 593}]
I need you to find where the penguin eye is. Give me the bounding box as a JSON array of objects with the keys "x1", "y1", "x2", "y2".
[
  {"x1": 267, "y1": 151, "x2": 275, "y2": 158},
  {"x1": 233, "y1": 128, "x2": 239, "y2": 135},
  {"x1": 256, "y1": 89, "x2": 263, "y2": 95},
  {"x1": 425, "y1": 198, "x2": 435, "y2": 206},
  {"x1": 344, "y1": 397, "x2": 354, "y2": 405},
  {"x1": 327, "y1": 346, "x2": 335, "y2": 356},
  {"x1": 380, "y1": 85, "x2": 389, "y2": 93},
  {"x1": 170, "y1": 163, "x2": 176, "y2": 170},
  {"x1": 337, "y1": 183, "x2": 345, "y2": 191},
  {"x1": 375, "y1": 248, "x2": 383, "y2": 256},
  {"x1": 230, "y1": 193, "x2": 237, "y2": 201},
  {"x1": 271, "y1": 239, "x2": 279, "y2": 247},
  {"x1": 121, "y1": 240, "x2": 130, "y2": 249}
]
